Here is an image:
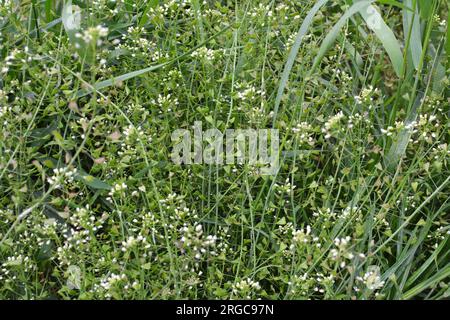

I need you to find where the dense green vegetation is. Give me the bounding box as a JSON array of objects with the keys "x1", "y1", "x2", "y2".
[{"x1": 0, "y1": 0, "x2": 448, "y2": 299}]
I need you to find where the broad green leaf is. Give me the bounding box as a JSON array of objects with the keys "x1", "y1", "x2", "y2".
[
  {"x1": 403, "y1": 0, "x2": 422, "y2": 70},
  {"x1": 75, "y1": 171, "x2": 111, "y2": 190},
  {"x1": 418, "y1": 0, "x2": 433, "y2": 19},
  {"x1": 429, "y1": 44, "x2": 446, "y2": 94}
]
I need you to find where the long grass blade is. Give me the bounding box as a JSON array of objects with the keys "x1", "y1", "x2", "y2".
[
  {"x1": 447, "y1": 4, "x2": 450, "y2": 68},
  {"x1": 310, "y1": 1, "x2": 376, "y2": 76},
  {"x1": 271, "y1": 0, "x2": 329, "y2": 125},
  {"x1": 403, "y1": 0, "x2": 422, "y2": 70},
  {"x1": 403, "y1": 265, "x2": 450, "y2": 299},
  {"x1": 384, "y1": 92, "x2": 423, "y2": 170},
  {"x1": 356, "y1": 1, "x2": 404, "y2": 76}
]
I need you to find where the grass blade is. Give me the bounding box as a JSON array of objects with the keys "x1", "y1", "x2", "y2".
[
  {"x1": 356, "y1": 1, "x2": 404, "y2": 77},
  {"x1": 403, "y1": 265, "x2": 450, "y2": 299},
  {"x1": 418, "y1": 0, "x2": 433, "y2": 19},
  {"x1": 403, "y1": 0, "x2": 422, "y2": 70},
  {"x1": 405, "y1": 237, "x2": 449, "y2": 288},
  {"x1": 447, "y1": 4, "x2": 450, "y2": 69},
  {"x1": 384, "y1": 92, "x2": 423, "y2": 171},
  {"x1": 310, "y1": 1, "x2": 377, "y2": 76},
  {"x1": 138, "y1": 0, "x2": 159, "y2": 27},
  {"x1": 272, "y1": 0, "x2": 329, "y2": 125}
]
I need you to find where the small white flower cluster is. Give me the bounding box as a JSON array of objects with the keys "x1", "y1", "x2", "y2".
[
  {"x1": 0, "y1": 101, "x2": 12, "y2": 118},
  {"x1": 90, "y1": 269, "x2": 141, "y2": 298},
  {"x1": 0, "y1": 254, "x2": 34, "y2": 282},
  {"x1": 119, "y1": 26, "x2": 169, "y2": 62},
  {"x1": 1, "y1": 48, "x2": 20, "y2": 73},
  {"x1": 75, "y1": 25, "x2": 108, "y2": 46},
  {"x1": 232, "y1": 278, "x2": 261, "y2": 298},
  {"x1": 191, "y1": 47, "x2": 219, "y2": 61},
  {"x1": 433, "y1": 14, "x2": 447, "y2": 27},
  {"x1": 108, "y1": 182, "x2": 128, "y2": 198},
  {"x1": 121, "y1": 234, "x2": 149, "y2": 252},
  {"x1": 292, "y1": 122, "x2": 315, "y2": 146},
  {"x1": 179, "y1": 223, "x2": 218, "y2": 260},
  {"x1": 2, "y1": 254, "x2": 29, "y2": 267},
  {"x1": 356, "y1": 266, "x2": 385, "y2": 291},
  {"x1": 114, "y1": 125, "x2": 148, "y2": 161},
  {"x1": 131, "y1": 185, "x2": 146, "y2": 197},
  {"x1": 125, "y1": 103, "x2": 147, "y2": 117},
  {"x1": 312, "y1": 273, "x2": 335, "y2": 294},
  {"x1": 330, "y1": 67, "x2": 352, "y2": 84},
  {"x1": 274, "y1": 178, "x2": 296, "y2": 195},
  {"x1": 249, "y1": 3, "x2": 276, "y2": 25},
  {"x1": 288, "y1": 272, "x2": 335, "y2": 296},
  {"x1": 236, "y1": 85, "x2": 266, "y2": 104},
  {"x1": 145, "y1": 0, "x2": 191, "y2": 20},
  {"x1": 123, "y1": 124, "x2": 145, "y2": 140},
  {"x1": 69, "y1": 205, "x2": 104, "y2": 232},
  {"x1": 277, "y1": 223, "x2": 321, "y2": 253},
  {"x1": 291, "y1": 225, "x2": 320, "y2": 249},
  {"x1": 47, "y1": 167, "x2": 77, "y2": 189},
  {"x1": 322, "y1": 111, "x2": 345, "y2": 139},
  {"x1": 284, "y1": 33, "x2": 297, "y2": 50},
  {"x1": 380, "y1": 125, "x2": 396, "y2": 136},
  {"x1": 354, "y1": 85, "x2": 379, "y2": 104},
  {"x1": 347, "y1": 112, "x2": 371, "y2": 129},
  {"x1": 428, "y1": 226, "x2": 449, "y2": 248},
  {"x1": 159, "y1": 192, "x2": 181, "y2": 207},
  {"x1": 289, "y1": 272, "x2": 336, "y2": 296},
  {"x1": 341, "y1": 206, "x2": 358, "y2": 219},
  {"x1": 312, "y1": 207, "x2": 333, "y2": 219},
  {"x1": 413, "y1": 114, "x2": 441, "y2": 145},
  {"x1": 330, "y1": 236, "x2": 365, "y2": 268},
  {"x1": 99, "y1": 273, "x2": 127, "y2": 291},
  {"x1": 152, "y1": 93, "x2": 179, "y2": 112}
]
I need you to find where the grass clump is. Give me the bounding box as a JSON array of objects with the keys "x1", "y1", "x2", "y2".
[{"x1": 0, "y1": 0, "x2": 448, "y2": 300}]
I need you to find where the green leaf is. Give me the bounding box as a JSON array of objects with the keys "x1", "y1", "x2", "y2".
[
  {"x1": 139, "y1": 0, "x2": 159, "y2": 27},
  {"x1": 310, "y1": 1, "x2": 375, "y2": 76},
  {"x1": 356, "y1": 1, "x2": 404, "y2": 77},
  {"x1": 377, "y1": 0, "x2": 411, "y2": 10},
  {"x1": 384, "y1": 92, "x2": 423, "y2": 171},
  {"x1": 447, "y1": 4, "x2": 450, "y2": 68},
  {"x1": 403, "y1": 0, "x2": 422, "y2": 70},
  {"x1": 405, "y1": 237, "x2": 448, "y2": 288},
  {"x1": 403, "y1": 265, "x2": 450, "y2": 299},
  {"x1": 75, "y1": 171, "x2": 111, "y2": 190},
  {"x1": 418, "y1": 0, "x2": 433, "y2": 20}
]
